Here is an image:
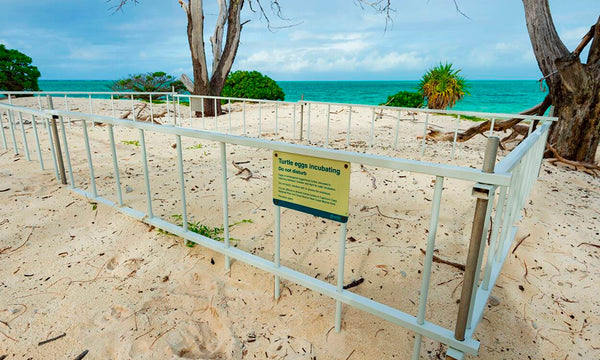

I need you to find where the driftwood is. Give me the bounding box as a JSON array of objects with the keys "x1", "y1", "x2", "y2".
[
  {"x1": 73, "y1": 350, "x2": 89, "y2": 360},
  {"x1": 135, "y1": 103, "x2": 148, "y2": 119},
  {"x1": 578, "y1": 242, "x2": 600, "y2": 249},
  {"x1": 512, "y1": 233, "x2": 531, "y2": 255},
  {"x1": 137, "y1": 110, "x2": 167, "y2": 124},
  {"x1": 360, "y1": 164, "x2": 377, "y2": 189},
  {"x1": 38, "y1": 332, "x2": 66, "y2": 346},
  {"x1": 232, "y1": 161, "x2": 253, "y2": 181},
  {"x1": 425, "y1": 94, "x2": 551, "y2": 143},
  {"x1": 343, "y1": 278, "x2": 364, "y2": 290},
  {"x1": 119, "y1": 110, "x2": 133, "y2": 119},
  {"x1": 546, "y1": 144, "x2": 600, "y2": 176},
  {"x1": 120, "y1": 104, "x2": 166, "y2": 125},
  {"x1": 500, "y1": 124, "x2": 529, "y2": 144},
  {"x1": 419, "y1": 248, "x2": 465, "y2": 271}
]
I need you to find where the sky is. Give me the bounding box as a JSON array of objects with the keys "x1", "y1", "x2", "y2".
[{"x1": 0, "y1": 0, "x2": 598, "y2": 81}]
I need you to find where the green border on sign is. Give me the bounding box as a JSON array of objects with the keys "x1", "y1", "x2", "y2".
[{"x1": 273, "y1": 198, "x2": 348, "y2": 223}]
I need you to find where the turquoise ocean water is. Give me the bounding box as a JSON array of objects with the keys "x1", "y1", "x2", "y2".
[{"x1": 38, "y1": 80, "x2": 548, "y2": 114}]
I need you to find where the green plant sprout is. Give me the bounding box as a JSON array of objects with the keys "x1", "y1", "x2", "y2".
[
  {"x1": 122, "y1": 140, "x2": 140, "y2": 146},
  {"x1": 158, "y1": 215, "x2": 252, "y2": 247},
  {"x1": 186, "y1": 143, "x2": 203, "y2": 150}
]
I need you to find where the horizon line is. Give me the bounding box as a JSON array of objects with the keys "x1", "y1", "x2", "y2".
[{"x1": 39, "y1": 78, "x2": 541, "y2": 82}]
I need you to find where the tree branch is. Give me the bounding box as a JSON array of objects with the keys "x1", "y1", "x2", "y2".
[
  {"x1": 355, "y1": 0, "x2": 394, "y2": 27},
  {"x1": 587, "y1": 15, "x2": 600, "y2": 64},
  {"x1": 210, "y1": 0, "x2": 244, "y2": 92},
  {"x1": 109, "y1": 0, "x2": 140, "y2": 13},
  {"x1": 247, "y1": 0, "x2": 298, "y2": 31},
  {"x1": 572, "y1": 24, "x2": 595, "y2": 58},
  {"x1": 210, "y1": 0, "x2": 228, "y2": 77},
  {"x1": 452, "y1": 0, "x2": 470, "y2": 20},
  {"x1": 178, "y1": 0, "x2": 190, "y2": 15}
]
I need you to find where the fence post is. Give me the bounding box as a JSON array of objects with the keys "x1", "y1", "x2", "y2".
[
  {"x1": 51, "y1": 115, "x2": 67, "y2": 185},
  {"x1": 0, "y1": 109, "x2": 7, "y2": 150},
  {"x1": 7, "y1": 95, "x2": 19, "y2": 154},
  {"x1": 46, "y1": 96, "x2": 67, "y2": 185},
  {"x1": 299, "y1": 94, "x2": 304, "y2": 141},
  {"x1": 453, "y1": 137, "x2": 499, "y2": 344}
]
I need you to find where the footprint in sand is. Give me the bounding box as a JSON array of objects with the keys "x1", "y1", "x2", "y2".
[
  {"x1": 106, "y1": 255, "x2": 120, "y2": 270},
  {"x1": 110, "y1": 305, "x2": 129, "y2": 319},
  {"x1": 166, "y1": 320, "x2": 238, "y2": 359}
]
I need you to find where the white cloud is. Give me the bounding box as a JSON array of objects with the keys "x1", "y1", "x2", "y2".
[
  {"x1": 240, "y1": 46, "x2": 429, "y2": 74},
  {"x1": 495, "y1": 42, "x2": 520, "y2": 52},
  {"x1": 68, "y1": 44, "x2": 124, "y2": 61},
  {"x1": 367, "y1": 51, "x2": 430, "y2": 71},
  {"x1": 560, "y1": 26, "x2": 590, "y2": 43},
  {"x1": 289, "y1": 31, "x2": 370, "y2": 42}
]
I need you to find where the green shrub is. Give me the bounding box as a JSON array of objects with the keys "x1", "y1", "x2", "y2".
[
  {"x1": 0, "y1": 44, "x2": 41, "y2": 91},
  {"x1": 121, "y1": 140, "x2": 140, "y2": 146},
  {"x1": 381, "y1": 91, "x2": 423, "y2": 108},
  {"x1": 158, "y1": 215, "x2": 253, "y2": 247},
  {"x1": 112, "y1": 71, "x2": 186, "y2": 93},
  {"x1": 221, "y1": 70, "x2": 285, "y2": 101}
]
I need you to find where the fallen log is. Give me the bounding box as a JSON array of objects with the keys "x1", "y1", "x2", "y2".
[{"x1": 425, "y1": 94, "x2": 551, "y2": 143}]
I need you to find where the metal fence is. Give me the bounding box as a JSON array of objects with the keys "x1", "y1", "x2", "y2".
[
  {"x1": 2, "y1": 91, "x2": 553, "y2": 164},
  {"x1": 171, "y1": 94, "x2": 552, "y2": 161},
  {"x1": 0, "y1": 91, "x2": 176, "y2": 125},
  {"x1": 0, "y1": 99, "x2": 556, "y2": 359}
]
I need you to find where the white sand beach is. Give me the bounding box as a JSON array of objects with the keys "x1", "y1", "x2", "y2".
[{"x1": 1, "y1": 96, "x2": 599, "y2": 359}]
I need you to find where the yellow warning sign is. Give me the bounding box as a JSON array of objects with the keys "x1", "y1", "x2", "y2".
[{"x1": 273, "y1": 151, "x2": 350, "y2": 223}]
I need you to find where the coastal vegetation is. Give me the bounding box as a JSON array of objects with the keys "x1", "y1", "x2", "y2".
[
  {"x1": 121, "y1": 140, "x2": 140, "y2": 146},
  {"x1": 159, "y1": 215, "x2": 252, "y2": 247},
  {"x1": 222, "y1": 70, "x2": 285, "y2": 101},
  {"x1": 381, "y1": 62, "x2": 467, "y2": 110},
  {"x1": 380, "y1": 90, "x2": 422, "y2": 108},
  {"x1": 418, "y1": 63, "x2": 468, "y2": 110},
  {"x1": 111, "y1": 71, "x2": 186, "y2": 94},
  {"x1": 0, "y1": 44, "x2": 41, "y2": 91}
]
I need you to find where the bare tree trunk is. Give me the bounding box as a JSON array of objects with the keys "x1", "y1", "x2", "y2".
[
  {"x1": 523, "y1": 0, "x2": 600, "y2": 163},
  {"x1": 181, "y1": 0, "x2": 244, "y2": 117}
]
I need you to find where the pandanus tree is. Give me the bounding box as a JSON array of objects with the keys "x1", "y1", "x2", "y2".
[
  {"x1": 418, "y1": 63, "x2": 468, "y2": 109},
  {"x1": 367, "y1": 0, "x2": 599, "y2": 165}
]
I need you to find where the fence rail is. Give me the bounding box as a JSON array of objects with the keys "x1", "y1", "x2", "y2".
[
  {"x1": 2, "y1": 91, "x2": 557, "y2": 165},
  {"x1": 0, "y1": 98, "x2": 556, "y2": 359}
]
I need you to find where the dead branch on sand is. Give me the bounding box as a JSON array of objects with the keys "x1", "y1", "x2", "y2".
[
  {"x1": 232, "y1": 161, "x2": 253, "y2": 181},
  {"x1": 546, "y1": 144, "x2": 600, "y2": 176},
  {"x1": 424, "y1": 95, "x2": 551, "y2": 146},
  {"x1": 419, "y1": 248, "x2": 465, "y2": 271}
]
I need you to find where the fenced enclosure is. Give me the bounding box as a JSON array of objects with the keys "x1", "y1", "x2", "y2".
[{"x1": 0, "y1": 95, "x2": 555, "y2": 359}]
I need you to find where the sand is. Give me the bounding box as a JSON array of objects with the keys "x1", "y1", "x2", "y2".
[{"x1": 0, "y1": 96, "x2": 599, "y2": 359}]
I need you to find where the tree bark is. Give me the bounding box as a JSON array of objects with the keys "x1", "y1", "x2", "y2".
[
  {"x1": 182, "y1": 0, "x2": 245, "y2": 117},
  {"x1": 523, "y1": 0, "x2": 600, "y2": 163}
]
